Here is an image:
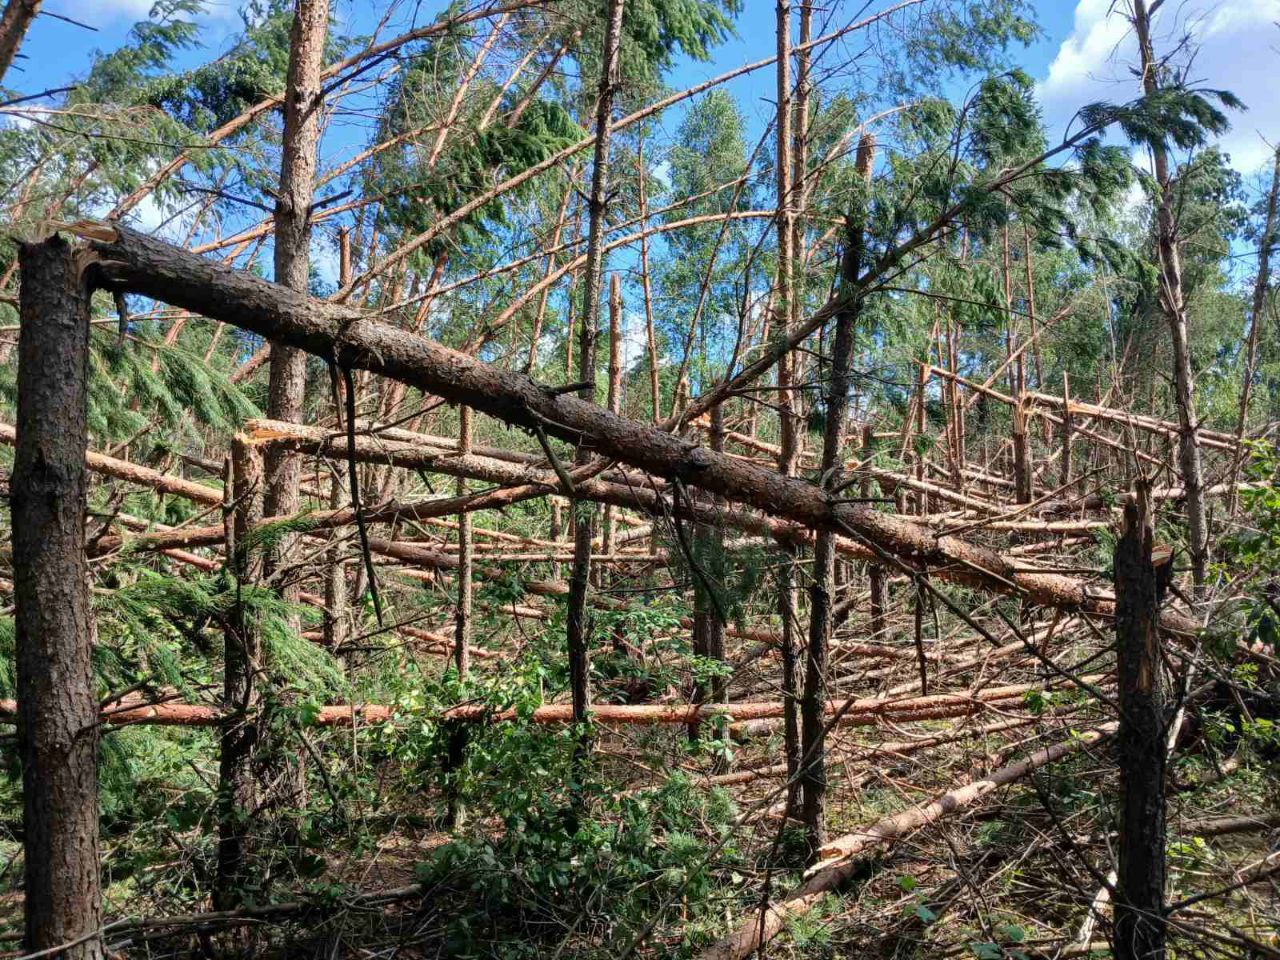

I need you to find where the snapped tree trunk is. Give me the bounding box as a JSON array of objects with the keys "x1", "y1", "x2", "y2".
[
  {"x1": 1114, "y1": 486, "x2": 1167, "y2": 960},
  {"x1": 12, "y1": 234, "x2": 104, "y2": 960},
  {"x1": 78, "y1": 222, "x2": 1203, "y2": 636}
]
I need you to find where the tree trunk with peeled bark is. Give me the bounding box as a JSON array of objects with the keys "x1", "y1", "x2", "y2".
[
  {"x1": 566, "y1": 0, "x2": 625, "y2": 772},
  {"x1": 13, "y1": 234, "x2": 103, "y2": 960},
  {"x1": 1114, "y1": 486, "x2": 1167, "y2": 960},
  {"x1": 1131, "y1": 0, "x2": 1208, "y2": 594},
  {"x1": 0, "y1": 0, "x2": 42, "y2": 84}
]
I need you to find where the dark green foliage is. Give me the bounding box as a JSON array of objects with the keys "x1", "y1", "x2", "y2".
[{"x1": 143, "y1": 2, "x2": 295, "y2": 132}]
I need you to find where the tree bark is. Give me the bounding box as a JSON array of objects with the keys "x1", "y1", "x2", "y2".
[
  {"x1": 860, "y1": 425, "x2": 887, "y2": 639},
  {"x1": 800, "y1": 134, "x2": 875, "y2": 858},
  {"x1": 773, "y1": 0, "x2": 803, "y2": 818},
  {"x1": 12, "y1": 235, "x2": 103, "y2": 960},
  {"x1": 446, "y1": 404, "x2": 474, "y2": 826},
  {"x1": 1131, "y1": 0, "x2": 1208, "y2": 593},
  {"x1": 264, "y1": 0, "x2": 330, "y2": 521},
  {"x1": 566, "y1": 0, "x2": 625, "y2": 769},
  {"x1": 1114, "y1": 487, "x2": 1167, "y2": 960},
  {"x1": 257, "y1": 0, "x2": 330, "y2": 832},
  {"x1": 0, "y1": 0, "x2": 42, "y2": 85},
  {"x1": 637, "y1": 135, "x2": 662, "y2": 421},
  {"x1": 215, "y1": 436, "x2": 264, "y2": 910}
]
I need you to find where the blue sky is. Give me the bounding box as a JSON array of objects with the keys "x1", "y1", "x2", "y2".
[{"x1": 18, "y1": 1, "x2": 1277, "y2": 179}]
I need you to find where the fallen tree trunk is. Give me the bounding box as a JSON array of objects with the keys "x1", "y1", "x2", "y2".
[
  {"x1": 76, "y1": 224, "x2": 1198, "y2": 633},
  {"x1": 700, "y1": 724, "x2": 1116, "y2": 960},
  {"x1": 0, "y1": 678, "x2": 1091, "y2": 729}
]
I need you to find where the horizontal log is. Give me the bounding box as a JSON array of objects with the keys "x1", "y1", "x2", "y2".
[
  {"x1": 0, "y1": 679, "x2": 1086, "y2": 729},
  {"x1": 76, "y1": 224, "x2": 1199, "y2": 633}
]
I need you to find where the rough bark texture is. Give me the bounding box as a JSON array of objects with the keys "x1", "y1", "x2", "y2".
[
  {"x1": 0, "y1": 0, "x2": 41, "y2": 83},
  {"x1": 81, "y1": 224, "x2": 1202, "y2": 635},
  {"x1": 1114, "y1": 490, "x2": 1167, "y2": 960},
  {"x1": 12, "y1": 235, "x2": 104, "y2": 960},
  {"x1": 264, "y1": 0, "x2": 329, "y2": 520},
  {"x1": 799, "y1": 135, "x2": 874, "y2": 856},
  {"x1": 215, "y1": 436, "x2": 264, "y2": 910},
  {"x1": 1132, "y1": 0, "x2": 1207, "y2": 592}
]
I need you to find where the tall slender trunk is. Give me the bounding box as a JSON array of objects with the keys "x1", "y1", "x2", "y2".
[
  {"x1": 600, "y1": 274, "x2": 623, "y2": 564},
  {"x1": 1132, "y1": 0, "x2": 1208, "y2": 593},
  {"x1": 861, "y1": 425, "x2": 887, "y2": 640},
  {"x1": 1060, "y1": 371, "x2": 1074, "y2": 489},
  {"x1": 566, "y1": 0, "x2": 625, "y2": 774},
  {"x1": 1114, "y1": 485, "x2": 1167, "y2": 960},
  {"x1": 13, "y1": 235, "x2": 103, "y2": 960},
  {"x1": 264, "y1": 0, "x2": 330, "y2": 521},
  {"x1": 774, "y1": 0, "x2": 803, "y2": 820},
  {"x1": 690, "y1": 405, "x2": 729, "y2": 768},
  {"x1": 447, "y1": 404, "x2": 473, "y2": 827},
  {"x1": 800, "y1": 135, "x2": 875, "y2": 859},
  {"x1": 638, "y1": 135, "x2": 662, "y2": 421},
  {"x1": 215, "y1": 436, "x2": 264, "y2": 910},
  {"x1": 324, "y1": 228, "x2": 352, "y2": 652},
  {"x1": 0, "y1": 0, "x2": 42, "y2": 84},
  {"x1": 261, "y1": 0, "x2": 330, "y2": 816},
  {"x1": 1229, "y1": 146, "x2": 1280, "y2": 511}
]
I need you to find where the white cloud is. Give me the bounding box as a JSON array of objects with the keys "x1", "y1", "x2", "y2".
[
  {"x1": 1039, "y1": 0, "x2": 1280, "y2": 174},
  {"x1": 47, "y1": 0, "x2": 155, "y2": 22},
  {"x1": 46, "y1": 0, "x2": 238, "y2": 28}
]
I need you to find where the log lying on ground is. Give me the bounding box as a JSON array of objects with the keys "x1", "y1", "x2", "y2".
[
  {"x1": 15, "y1": 393, "x2": 1199, "y2": 641},
  {"x1": 78, "y1": 225, "x2": 1199, "y2": 633},
  {"x1": 700, "y1": 724, "x2": 1117, "y2": 960},
  {"x1": 0, "y1": 678, "x2": 1092, "y2": 729},
  {"x1": 19, "y1": 417, "x2": 1193, "y2": 656}
]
